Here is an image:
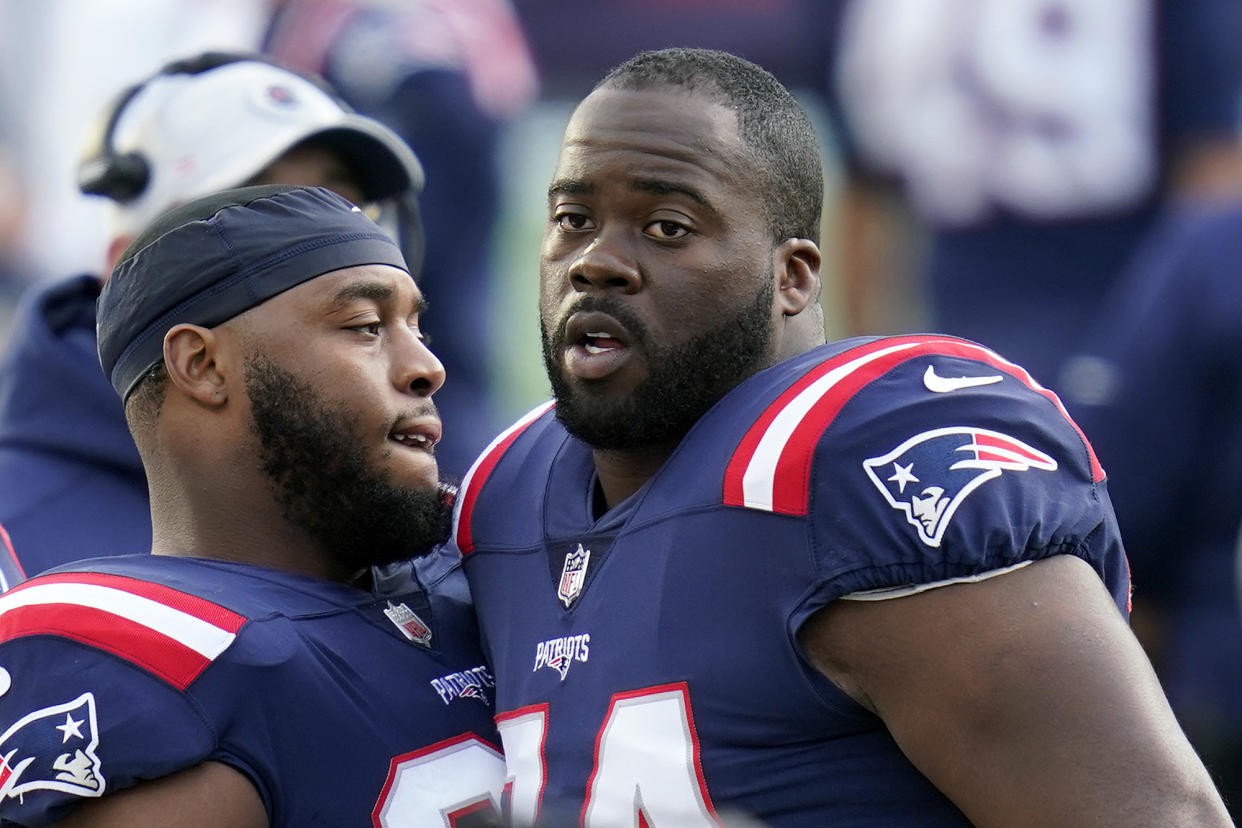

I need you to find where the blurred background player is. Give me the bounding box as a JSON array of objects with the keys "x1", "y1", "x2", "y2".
[
  {"x1": 261, "y1": 0, "x2": 539, "y2": 477},
  {"x1": 815, "y1": 0, "x2": 1242, "y2": 393},
  {"x1": 0, "y1": 52, "x2": 425, "y2": 577},
  {"x1": 1066, "y1": 202, "x2": 1242, "y2": 816}
]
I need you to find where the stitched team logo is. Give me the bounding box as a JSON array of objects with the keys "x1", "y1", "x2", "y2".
[
  {"x1": 383, "y1": 601, "x2": 433, "y2": 647},
  {"x1": 863, "y1": 427, "x2": 1057, "y2": 547},
  {"x1": 557, "y1": 545, "x2": 591, "y2": 608},
  {"x1": 533, "y1": 633, "x2": 590, "y2": 681},
  {"x1": 430, "y1": 666, "x2": 495, "y2": 707},
  {"x1": 0, "y1": 692, "x2": 105, "y2": 802}
]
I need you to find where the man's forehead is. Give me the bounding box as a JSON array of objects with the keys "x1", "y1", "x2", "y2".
[
  {"x1": 258, "y1": 264, "x2": 419, "y2": 313},
  {"x1": 562, "y1": 86, "x2": 744, "y2": 164}
]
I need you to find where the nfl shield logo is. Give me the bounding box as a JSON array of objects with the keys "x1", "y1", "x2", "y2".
[
  {"x1": 558, "y1": 544, "x2": 591, "y2": 607},
  {"x1": 383, "y1": 601, "x2": 433, "y2": 646}
]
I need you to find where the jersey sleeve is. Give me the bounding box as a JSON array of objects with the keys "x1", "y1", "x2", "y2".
[
  {"x1": 0, "y1": 572, "x2": 241, "y2": 825},
  {"x1": 730, "y1": 337, "x2": 1128, "y2": 621}
]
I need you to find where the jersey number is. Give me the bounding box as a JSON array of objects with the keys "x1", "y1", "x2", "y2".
[
  {"x1": 372, "y1": 733, "x2": 505, "y2": 827},
  {"x1": 497, "y1": 683, "x2": 720, "y2": 826}
]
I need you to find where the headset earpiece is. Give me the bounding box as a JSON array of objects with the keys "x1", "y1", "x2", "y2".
[{"x1": 78, "y1": 150, "x2": 150, "y2": 202}]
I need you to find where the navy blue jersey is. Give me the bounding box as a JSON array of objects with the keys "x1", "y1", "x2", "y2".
[
  {"x1": 456, "y1": 335, "x2": 1127, "y2": 826},
  {"x1": 0, "y1": 551, "x2": 504, "y2": 826}
]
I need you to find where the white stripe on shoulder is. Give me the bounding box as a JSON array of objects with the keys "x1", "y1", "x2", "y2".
[
  {"x1": 0, "y1": 582, "x2": 237, "y2": 658},
  {"x1": 743, "y1": 342, "x2": 921, "y2": 510}
]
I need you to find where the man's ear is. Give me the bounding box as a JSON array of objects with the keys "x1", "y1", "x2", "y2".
[
  {"x1": 774, "y1": 238, "x2": 822, "y2": 317},
  {"x1": 163, "y1": 324, "x2": 231, "y2": 406}
]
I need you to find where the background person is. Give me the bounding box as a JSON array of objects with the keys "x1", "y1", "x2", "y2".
[
  {"x1": 1066, "y1": 202, "x2": 1242, "y2": 817},
  {"x1": 815, "y1": 0, "x2": 1242, "y2": 395}
]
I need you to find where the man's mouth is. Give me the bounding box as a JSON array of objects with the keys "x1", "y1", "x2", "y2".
[
  {"x1": 389, "y1": 419, "x2": 440, "y2": 452},
  {"x1": 563, "y1": 312, "x2": 634, "y2": 380},
  {"x1": 583, "y1": 332, "x2": 625, "y2": 354}
]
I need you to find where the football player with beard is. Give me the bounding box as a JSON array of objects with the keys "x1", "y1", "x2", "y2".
[
  {"x1": 0, "y1": 186, "x2": 504, "y2": 826},
  {"x1": 453, "y1": 48, "x2": 1228, "y2": 827}
]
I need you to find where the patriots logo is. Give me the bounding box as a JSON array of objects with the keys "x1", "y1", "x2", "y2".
[
  {"x1": 457, "y1": 684, "x2": 490, "y2": 705},
  {"x1": 0, "y1": 693, "x2": 105, "y2": 803},
  {"x1": 863, "y1": 427, "x2": 1057, "y2": 547},
  {"x1": 545, "y1": 655, "x2": 572, "y2": 681}
]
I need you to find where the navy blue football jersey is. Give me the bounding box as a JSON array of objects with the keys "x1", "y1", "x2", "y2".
[
  {"x1": 0, "y1": 550, "x2": 504, "y2": 826},
  {"x1": 455, "y1": 335, "x2": 1128, "y2": 826}
]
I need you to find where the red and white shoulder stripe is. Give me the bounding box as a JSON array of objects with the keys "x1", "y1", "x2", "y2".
[
  {"x1": 454, "y1": 401, "x2": 556, "y2": 555},
  {"x1": 723, "y1": 336, "x2": 1104, "y2": 516},
  {"x1": 0, "y1": 572, "x2": 246, "y2": 691}
]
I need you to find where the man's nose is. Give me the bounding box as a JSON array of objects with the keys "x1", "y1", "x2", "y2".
[
  {"x1": 395, "y1": 329, "x2": 446, "y2": 397},
  {"x1": 567, "y1": 230, "x2": 641, "y2": 293}
]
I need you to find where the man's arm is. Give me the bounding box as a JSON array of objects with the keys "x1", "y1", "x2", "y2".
[
  {"x1": 53, "y1": 761, "x2": 267, "y2": 828},
  {"x1": 799, "y1": 554, "x2": 1230, "y2": 827}
]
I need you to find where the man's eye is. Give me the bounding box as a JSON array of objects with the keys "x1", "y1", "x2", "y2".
[
  {"x1": 645, "y1": 219, "x2": 689, "y2": 240},
  {"x1": 351, "y1": 322, "x2": 382, "y2": 336},
  {"x1": 409, "y1": 321, "x2": 431, "y2": 347},
  {"x1": 555, "y1": 212, "x2": 593, "y2": 231}
]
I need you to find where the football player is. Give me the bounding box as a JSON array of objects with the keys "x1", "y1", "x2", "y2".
[
  {"x1": 0, "y1": 186, "x2": 503, "y2": 826},
  {"x1": 454, "y1": 48, "x2": 1229, "y2": 826}
]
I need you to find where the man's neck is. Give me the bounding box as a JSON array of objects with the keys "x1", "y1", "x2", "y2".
[{"x1": 592, "y1": 441, "x2": 678, "y2": 513}]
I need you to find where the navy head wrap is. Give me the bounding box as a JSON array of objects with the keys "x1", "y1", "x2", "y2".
[{"x1": 98, "y1": 184, "x2": 409, "y2": 399}]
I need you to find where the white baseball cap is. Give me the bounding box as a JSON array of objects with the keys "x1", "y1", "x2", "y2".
[{"x1": 82, "y1": 58, "x2": 425, "y2": 240}]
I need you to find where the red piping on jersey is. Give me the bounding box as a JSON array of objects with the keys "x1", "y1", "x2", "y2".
[
  {"x1": 723, "y1": 336, "x2": 1105, "y2": 516},
  {"x1": 0, "y1": 572, "x2": 246, "y2": 690},
  {"x1": 455, "y1": 401, "x2": 554, "y2": 555}
]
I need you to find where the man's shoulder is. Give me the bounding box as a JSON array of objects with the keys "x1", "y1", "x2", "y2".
[
  {"x1": 720, "y1": 335, "x2": 1104, "y2": 516},
  {"x1": 453, "y1": 401, "x2": 563, "y2": 554},
  {"x1": 0, "y1": 558, "x2": 251, "y2": 690}
]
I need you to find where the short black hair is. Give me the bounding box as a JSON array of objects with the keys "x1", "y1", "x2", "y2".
[{"x1": 597, "y1": 48, "x2": 823, "y2": 244}]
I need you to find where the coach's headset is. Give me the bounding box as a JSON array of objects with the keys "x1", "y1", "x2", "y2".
[{"x1": 77, "y1": 51, "x2": 426, "y2": 270}]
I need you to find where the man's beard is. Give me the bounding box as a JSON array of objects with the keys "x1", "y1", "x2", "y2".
[
  {"x1": 245, "y1": 355, "x2": 451, "y2": 574},
  {"x1": 542, "y1": 278, "x2": 774, "y2": 450}
]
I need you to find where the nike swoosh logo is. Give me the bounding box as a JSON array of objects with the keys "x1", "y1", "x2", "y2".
[{"x1": 923, "y1": 365, "x2": 1004, "y2": 393}]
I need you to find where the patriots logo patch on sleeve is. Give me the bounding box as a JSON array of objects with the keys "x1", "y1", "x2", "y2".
[
  {"x1": 0, "y1": 692, "x2": 105, "y2": 803},
  {"x1": 863, "y1": 427, "x2": 1057, "y2": 547}
]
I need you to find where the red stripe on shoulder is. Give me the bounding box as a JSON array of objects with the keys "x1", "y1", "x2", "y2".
[
  {"x1": 0, "y1": 603, "x2": 215, "y2": 690},
  {"x1": 14, "y1": 572, "x2": 248, "y2": 631},
  {"x1": 454, "y1": 402, "x2": 555, "y2": 555},
  {"x1": 724, "y1": 336, "x2": 932, "y2": 510},
  {"x1": 0, "y1": 571, "x2": 247, "y2": 690}
]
